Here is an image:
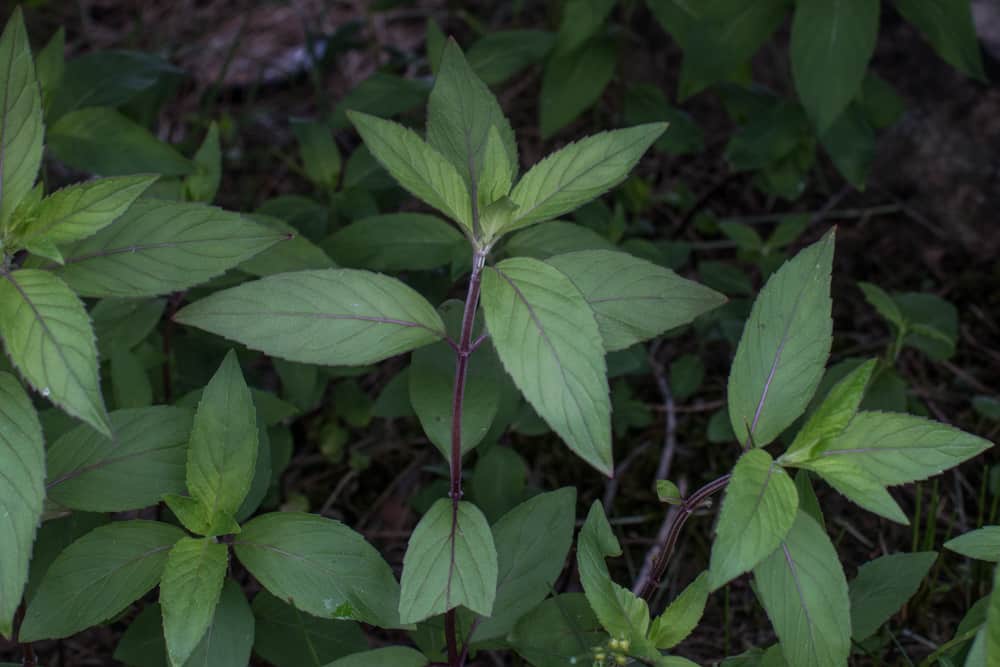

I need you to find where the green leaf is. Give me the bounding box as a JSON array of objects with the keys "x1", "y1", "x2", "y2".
[
  {"x1": 555, "y1": 0, "x2": 616, "y2": 55},
  {"x1": 16, "y1": 174, "x2": 157, "y2": 250},
  {"x1": 184, "y1": 122, "x2": 222, "y2": 203},
  {"x1": 326, "y1": 213, "x2": 463, "y2": 272},
  {"x1": 858, "y1": 281, "x2": 906, "y2": 330},
  {"x1": 0, "y1": 268, "x2": 109, "y2": 434},
  {"x1": 330, "y1": 72, "x2": 430, "y2": 129},
  {"x1": 252, "y1": 590, "x2": 367, "y2": 667},
  {"x1": 48, "y1": 107, "x2": 193, "y2": 176},
  {"x1": 470, "y1": 488, "x2": 577, "y2": 642},
  {"x1": 320, "y1": 647, "x2": 429, "y2": 667},
  {"x1": 40, "y1": 198, "x2": 286, "y2": 297},
  {"x1": 539, "y1": 35, "x2": 616, "y2": 138},
  {"x1": 894, "y1": 291, "x2": 959, "y2": 361},
  {"x1": 239, "y1": 214, "x2": 334, "y2": 277},
  {"x1": 799, "y1": 456, "x2": 909, "y2": 524},
  {"x1": 34, "y1": 28, "x2": 64, "y2": 115},
  {"x1": 466, "y1": 30, "x2": 554, "y2": 86},
  {"x1": 347, "y1": 111, "x2": 472, "y2": 230},
  {"x1": 111, "y1": 344, "x2": 153, "y2": 409},
  {"x1": 893, "y1": 0, "x2": 986, "y2": 80},
  {"x1": 548, "y1": 249, "x2": 725, "y2": 351},
  {"x1": 508, "y1": 593, "x2": 607, "y2": 667},
  {"x1": 481, "y1": 257, "x2": 612, "y2": 474},
  {"x1": 160, "y1": 537, "x2": 229, "y2": 667},
  {"x1": 709, "y1": 449, "x2": 798, "y2": 590},
  {"x1": 233, "y1": 512, "x2": 402, "y2": 628},
  {"x1": 398, "y1": 499, "x2": 498, "y2": 624},
  {"x1": 426, "y1": 40, "x2": 517, "y2": 196},
  {"x1": 656, "y1": 479, "x2": 683, "y2": 505},
  {"x1": 293, "y1": 119, "x2": 342, "y2": 190},
  {"x1": 648, "y1": 572, "x2": 709, "y2": 649},
  {"x1": 469, "y1": 446, "x2": 528, "y2": 523},
  {"x1": 623, "y1": 83, "x2": 704, "y2": 155},
  {"x1": 578, "y1": 501, "x2": 650, "y2": 642},
  {"x1": 790, "y1": 0, "x2": 879, "y2": 132},
  {"x1": 0, "y1": 373, "x2": 44, "y2": 637},
  {"x1": 849, "y1": 551, "x2": 937, "y2": 640},
  {"x1": 0, "y1": 8, "x2": 44, "y2": 228},
  {"x1": 987, "y1": 566, "x2": 1000, "y2": 665},
  {"x1": 91, "y1": 297, "x2": 166, "y2": 357},
  {"x1": 46, "y1": 406, "x2": 192, "y2": 512},
  {"x1": 753, "y1": 511, "x2": 851, "y2": 667},
  {"x1": 410, "y1": 301, "x2": 501, "y2": 462},
  {"x1": 820, "y1": 104, "x2": 876, "y2": 188},
  {"x1": 478, "y1": 127, "x2": 516, "y2": 209},
  {"x1": 174, "y1": 269, "x2": 446, "y2": 366},
  {"x1": 815, "y1": 411, "x2": 993, "y2": 486},
  {"x1": 20, "y1": 520, "x2": 184, "y2": 641},
  {"x1": 181, "y1": 351, "x2": 258, "y2": 533},
  {"x1": 509, "y1": 123, "x2": 665, "y2": 232},
  {"x1": 784, "y1": 359, "x2": 877, "y2": 463},
  {"x1": 728, "y1": 230, "x2": 834, "y2": 448},
  {"x1": 945, "y1": 527, "x2": 1000, "y2": 563},
  {"x1": 504, "y1": 221, "x2": 616, "y2": 259}
]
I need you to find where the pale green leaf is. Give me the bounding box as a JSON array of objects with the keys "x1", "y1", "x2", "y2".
[
  {"x1": 648, "y1": 571, "x2": 709, "y2": 649},
  {"x1": 347, "y1": 110, "x2": 472, "y2": 230},
  {"x1": 481, "y1": 257, "x2": 612, "y2": 474},
  {"x1": 252, "y1": 590, "x2": 367, "y2": 667},
  {"x1": 0, "y1": 373, "x2": 44, "y2": 637},
  {"x1": 17, "y1": 175, "x2": 157, "y2": 249},
  {"x1": 233, "y1": 512, "x2": 402, "y2": 628},
  {"x1": 46, "y1": 406, "x2": 192, "y2": 512},
  {"x1": 753, "y1": 511, "x2": 851, "y2": 667},
  {"x1": 470, "y1": 488, "x2": 576, "y2": 642},
  {"x1": 547, "y1": 249, "x2": 726, "y2": 351},
  {"x1": 426, "y1": 40, "x2": 516, "y2": 194},
  {"x1": 709, "y1": 449, "x2": 798, "y2": 590},
  {"x1": 849, "y1": 551, "x2": 937, "y2": 640},
  {"x1": 398, "y1": 499, "x2": 498, "y2": 624},
  {"x1": 508, "y1": 593, "x2": 607, "y2": 667},
  {"x1": 174, "y1": 269, "x2": 446, "y2": 366},
  {"x1": 41, "y1": 198, "x2": 286, "y2": 297},
  {"x1": 894, "y1": 0, "x2": 986, "y2": 80},
  {"x1": 478, "y1": 126, "x2": 515, "y2": 209},
  {"x1": 799, "y1": 456, "x2": 909, "y2": 524},
  {"x1": 816, "y1": 411, "x2": 993, "y2": 486},
  {"x1": 326, "y1": 213, "x2": 463, "y2": 272},
  {"x1": 945, "y1": 527, "x2": 1000, "y2": 563},
  {"x1": 321, "y1": 647, "x2": 428, "y2": 667},
  {"x1": 160, "y1": 537, "x2": 229, "y2": 667},
  {"x1": 185, "y1": 122, "x2": 222, "y2": 203},
  {"x1": 728, "y1": 230, "x2": 834, "y2": 448},
  {"x1": 790, "y1": 0, "x2": 879, "y2": 132},
  {"x1": 578, "y1": 501, "x2": 651, "y2": 641},
  {"x1": 20, "y1": 520, "x2": 184, "y2": 641},
  {"x1": 0, "y1": 8, "x2": 44, "y2": 228},
  {"x1": 509, "y1": 123, "x2": 666, "y2": 231},
  {"x1": 0, "y1": 268, "x2": 109, "y2": 434}
]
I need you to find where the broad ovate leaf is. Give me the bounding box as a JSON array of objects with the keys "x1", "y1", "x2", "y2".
[
  {"x1": 728, "y1": 230, "x2": 834, "y2": 448},
  {"x1": 347, "y1": 110, "x2": 472, "y2": 230},
  {"x1": 20, "y1": 520, "x2": 184, "y2": 641},
  {"x1": 708, "y1": 449, "x2": 798, "y2": 590},
  {"x1": 753, "y1": 511, "x2": 851, "y2": 667},
  {"x1": 0, "y1": 373, "x2": 44, "y2": 637},
  {"x1": 0, "y1": 8, "x2": 44, "y2": 228},
  {"x1": 481, "y1": 257, "x2": 612, "y2": 475},
  {"x1": 849, "y1": 551, "x2": 937, "y2": 640},
  {"x1": 233, "y1": 512, "x2": 402, "y2": 628},
  {"x1": 41, "y1": 198, "x2": 286, "y2": 297},
  {"x1": 398, "y1": 499, "x2": 498, "y2": 624},
  {"x1": 160, "y1": 537, "x2": 229, "y2": 667},
  {"x1": 0, "y1": 268, "x2": 109, "y2": 434},
  {"x1": 175, "y1": 269, "x2": 446, "y2": 366},
  {"x1": 507, "y1": 123, "x2": 666, "y2": 232},
  {"x1": 547, "y1": 249, "x2": 726, "y2": 351}
]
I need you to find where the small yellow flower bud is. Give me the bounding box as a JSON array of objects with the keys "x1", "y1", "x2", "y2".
[
  {"x1": 608, "y1": 638, "x2": 621, "y2": 650},
  {"x1": 619, "y1": 639, "x2": 630, "y2": 653},
  {"x1": 615, "y1": 655, "x2": 628, "y2": 665},
  {"x1": 595, "y1": 652, "x2": 607, "y2": 661}
]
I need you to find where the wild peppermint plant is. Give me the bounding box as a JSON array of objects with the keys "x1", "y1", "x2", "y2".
[{"x1": 1, "y1": 7, "x2": 996, "y2": 667}]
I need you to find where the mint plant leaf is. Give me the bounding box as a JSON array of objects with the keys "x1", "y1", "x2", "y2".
[
  {"x1": 175, "y1": 269, "x2": 447, "y2": 366},
  {"x1": 753, "y1": 511, "x2": 851, "y2": 667},
  {"x1": 347, "y1": 110, "x2": 472, "y2": 231},
  {"x1": 648, "y1": 571, "x2": 709, "y2": 649},
  {"x1": 159, "y1": 537, "x2": 229, "y2": 667},
  {"x1": 327, "y1": 213, "x2": 463, "y2": 272},
  {"x1": 507, "y1": 123, "x2": 666, "y2": 232},
  {"x1": 0, "y1": 373, "x2": 44, "y2": 637},
  {"x1": 709, "y1": 449, "x2": 798, "y2": 590},
  {"x1": 945, "y1": 527, "x2": 1000, "y2": 563},
  {"x1": 0, "y1": 8, "x2": 44, "y2": 229},
  {"x1": 185, "y1": 121, "x2": 222, "y2": 203},
  {"x1": 791, "y1": 0, "x2": 879, "y2": 132},
  {"x1": 481, "y1": 257, "x2": 612, "y2": 475},
  {"x1": 0, "y1": 268, "x2": 109, "y2": 435},
  {"x1": 398, "y1": 499, "x2": 498, "y2": 624},
  {"x1": 508, "y1": 593, "x2": 607, "y2": 667},
  {"x1": 251, "y1": 590, "x2": 367, "y2": 667},
  {"x1": 894, "y1": 0, "x2": 986, "y2": 81},
  {"x1": 547, "y1": 249, "x2": 726, "y2": 351},
  {"x1": 20, "y1": 520, "x2": 184, "y2": 641},
  {"x1": 233, "y1": 512, "x2": 402, "y2": 628},
  {"x1": 322, "y1": 647, "x2": 429, "y2": 667},
  {"x1": 799, "y1": 456, "x2": 909, "y2": 524},
  {"x1": 728, "y1": 230, "x2": 834, "y2": 448},
  {"x1": 849, "y1": 551, "x2": 937, "y2": 640}
]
